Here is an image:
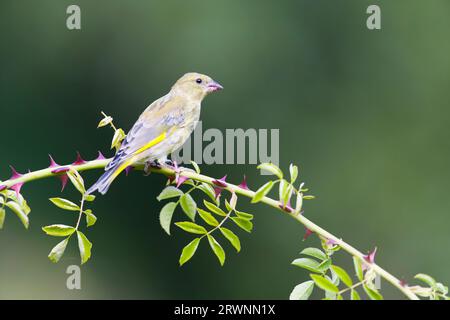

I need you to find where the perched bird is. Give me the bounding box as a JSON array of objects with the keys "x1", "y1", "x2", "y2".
[{"x1": 87, "y1": 72, "x2": 223, "y2": 195}]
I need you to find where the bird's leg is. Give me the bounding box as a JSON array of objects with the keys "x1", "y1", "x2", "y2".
[{"x1": 144, "y1": 159, "x2": 161, "y2": 176}]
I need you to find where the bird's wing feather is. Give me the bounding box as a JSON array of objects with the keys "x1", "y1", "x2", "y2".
[{"x1": 106, "y1": 95, "x2": 186, "y2": 170}]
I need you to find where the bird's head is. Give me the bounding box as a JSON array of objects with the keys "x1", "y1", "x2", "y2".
[{"x1": 171, "y1": 72, "x2": 223, "y2": 101}]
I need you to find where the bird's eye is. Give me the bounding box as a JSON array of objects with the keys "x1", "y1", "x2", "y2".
[{"x1": 196, "y1": 78, "x2": 202, "y2": 84}]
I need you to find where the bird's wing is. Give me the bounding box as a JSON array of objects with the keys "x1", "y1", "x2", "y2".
[{"x1": 106, "y1": 94, "x2": 186, "y2": 170}]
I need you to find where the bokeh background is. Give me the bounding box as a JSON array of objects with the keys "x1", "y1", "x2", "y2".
[{"x1": 1, "y1": 0, "x2": 449, "y2": 299}]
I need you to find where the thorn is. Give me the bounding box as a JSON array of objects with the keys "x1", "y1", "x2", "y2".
[
  {"x1": 176, "y1": 176, "x2": 188, "y2": 188},
  {"x1": 326, "y1": 238, "x2": 338, "y2": 246},
  {"x1": 0, "y1": 185, "x2": 7, "y2": 191},
  {"x1": 10, "y1": 182, "x2": 24, "y2": 197},
  {"x1": 212, "y1": 175, "x2": 227, "y2": 187},
  {"x1": 399, "y1": 279, "x2": 408, "y2": 287},
  {"x1": 59, "y1": 175, "x2": 68, "y2": 192},
  {"x1": 9, "y1": 165, "x2": 23, "y2": 180},
  {"x1": 48, "y1": 154, "x2": 58, "y2": 168},
  {"x1": 96, "y1": 151, "x2": 106, "y2": 160},
  {"x1": 214, "y1": 187, "x2": 223, "y2": 199},
  {"x1": 72, "y1": 152, "x2": 86, "y2": 165},
  {"x1": 238, "y1": 175, "x2": 249, "y2": 190},
  {"x1": 303, "y1": 228, "x2": 313, "y2": 241},
  {"x1": 363, "y1": 247, "x2": 377, "y2": 264}
]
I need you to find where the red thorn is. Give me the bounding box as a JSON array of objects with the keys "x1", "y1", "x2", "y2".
[
  {"x1": 303, "y1": 228, "x2": 313, "y2": 241},
  {"x1": 238, "y1": 175, "x2": 249, "y2": 190},
  {"x1": 0, "y1": 185, "x2": 7, "y2": 191},
  {"x1": 59, "y1": 175, "x2": 68, "y2": 192},
  {"x1": 48, "y1": 155, "x2": 58, "y2": 168},
  {"x1": 96, "y1": 151, "x2": 106, "y2": 160},
  {"x1": 125, "y1": 166, "x2": 134, "y2": 176},
  {"x1": 363, "y1": 247, "x2": 377, "y2": 265},
  {"x1": 212, "y1": 175, "x2": 227, "y2": 187},
  {"x1": 72, "y1": 152, "x2": 86, "y2": 165},
  {"x1": 399, "y1": 279, "x2": 408, "y2": 287},
  {"x1": 9, "y1": 165, "x2": 23, "y2": 180},
  {"x1": 213, "y1": 187, "x2": 223, "y2": 199},
  {"x1": 10, "y1": 182, "x2": 24, "y2": 197}
]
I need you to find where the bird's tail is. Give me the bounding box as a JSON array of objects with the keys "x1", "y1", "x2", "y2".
[{"x1": 86, "y1": 162, "x2": 128, "y2": 195}]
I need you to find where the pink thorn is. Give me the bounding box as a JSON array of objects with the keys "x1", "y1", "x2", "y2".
[
  {"x1": 176, "y1": 176, "x2": 189, "y2": 188},
  {"x1": 326, "y1": 238, "x2": 338, "y2": 246},
  {"x1": 214, "y1": 187, "x2": 223, "y2": 199},
  {"x1": 10, "y1": 182, "x2": 23, "y2": 197},
  {"x1": 9, "y1": 165, "x2": 23, "y2": 180},
  {"x1": 51, "y1": 167, "x2": 70, "y2": 174},
  {"x1": 303, "y1": 228, "x2": 313, "y2": 241},
  {"x1": 59, "y1": 175, "x2": 68, "y2": 192},
  {"x1": 238, "y1": 175, "x2": 249, "y2": 190},
  {"x1": 363, "y1": 247, "x2": 377, "y2": 266},
  {"x1": 125, "y1": 166, "x2": 134, "y2": 176},
  {"x1": 0, "y1": 185, "x2": 7, "y2": 191},
  {"x1": 96, "y1": 151, "x2": 106, "y2": 160},
  {"x1": 48, "y1": 155, "x2": 58, "y2": 168},
  {"x1": 212, "y1": 175, "x2": 227, "y2": 187},
  {"x1": 72, "y1": 152, "x2": 86, "y2": 165}
]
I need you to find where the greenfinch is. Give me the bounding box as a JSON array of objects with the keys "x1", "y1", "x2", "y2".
[{"x1": 87, "y1": 72, "x2": 223, "y2": 195}]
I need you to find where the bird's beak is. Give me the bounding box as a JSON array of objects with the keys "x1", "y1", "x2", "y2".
[{"x1": 207, "y1": 81, "x2": 224, "y2": 92}]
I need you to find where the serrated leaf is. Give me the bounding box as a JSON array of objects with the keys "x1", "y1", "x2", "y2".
[
  {"x1": 231, "y1": 217, "x2": 253, "y2": 233},
  {"x1": 48, "y1": 237, "x2": 70, "y2": 263},
  {"x1": 157, "y1": 186, "x2": 184, "y2": 201},
  {"x1": 97, "y1": 116, "x2": 113, "y2": 128},
  {"x1": 414, "y1": 273, "x2": 437, "y2": 288},
  {"x1": 175, "y1": 221, "x2": 207, "y2": 234},
  {"x1": 111, "y1": 128, "x2": 126, "y2": 149},
  {"x1": 300, "y1": 247, "x2": 327, "y2": 261},
  {"x1": 207, "y1": 234, "x2": 225, "y2": 266},
  {"x1": 353, "y1": 257, "x2": 364, "y2": 281},
  {"x1": 197, "y1": 183, "x2": 218, "y2": 205},
  {"x1": 257, "y1": 163, "x2": 283, "y2": 179},
  {"x1": 363, "y1": 284, "x2": 383, "y2": 300},
  {"x1": 219, "y1": 227, "x2": 241, "y2": 252},
  {"x1": 67, "y1": 170, "x2": 85, "y2": 194},
  {"x1": 49, "y1": 198, "x2": 80, "y2": 211},
  {"x1": 5, "y1": 201, "x2": 29, "y2": 229},
  {"x1": 310, "y1": 274, "x2": 339, "y2": 293},
  {"x1": 235, "y1": 210, "x2": 254, "y2": 220},
  {"x1": 180, "y1": 193, "x2": 197, "y2": 221},
  {"x1": 42, "y1": 224, "x2": 76, "y2": 237},
  {"x1": 159, "y1": 202, "x2": 177, "y2": 235},
  {"x1": 0, "y1": 207, "x2": 5, "y2": 229},
  {"x1": 84, "y1": 210, "x2": 97, "y2": 227},
  {"x1": 289, "y1": 164, "x2": 298, "y2": 183},
  {"x1": 190, "y1": 160, "x2": 201, "y2": 174},
  {"x1": 198, "y1": 209, "x2": 219, "y2": 227},
  {"x1": 179, "y1": 238, "x2": 201, "y2": 266},
  {"x1": 251, "y1": 181, "x2": 274, "y2": 203},
  {"x1": 289, "y1": 280, "x2": 314, "y2": 300},
  {"x1": 77, "y1": 231, "x2": 92, "y2": 264},
  {"x1": 292, "y1": 258, "x2": 322, "y2": 273},
  {"x1": 203, "y1": 200, "x2": 227, "y2": 216},
  {"x1": 351, "y1": 290, "x2": 361, "y2": 300},
  {"x1": 331, "y1": 265, "x2": 353, "y2": 287}
]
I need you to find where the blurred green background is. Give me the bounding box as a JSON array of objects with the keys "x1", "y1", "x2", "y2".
[{"x1": 1, "y1": 0, "x2": 449, "y2": 299}]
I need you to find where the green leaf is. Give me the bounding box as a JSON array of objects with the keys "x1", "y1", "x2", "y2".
[
  {"x1": 289, "y1": 280, "x2": 314, "y2": 300},
  {"x1": 219, "y1": 227, "x2": 241, "y2": 252},
  {"x1": 77, "y1": 231, "x2": 92, "y2": 264},
  {"x1": 353, "y1": 257, "x2": 364, "y2": 281},
  {"x1": 42, "y1": 224, "x2": 76, "y2": 237},
  {"x1": 229, "y1": 192, "x2": 237, "y2": 210},
  {"x1": 300, "y1": 247, "x2": 327, "y2": 261},
  {"x1": 303, "y1": 195, "x2": 315, "y2": 200},
  {"x1": 179, "y1": 238, "x2": 201, "y2": 266},
  {"x1": 197, "y1": 209, "x2": 219, "y2": 227},
  {"x1": 197, "y1": 183, "x2": 218, "y2": 205},
  {"x1": 295, "y1": 191, "x2": 303, "y2": 213},
  {"x1": 190, "y1": 160, "x2": 201, "y2": 174},
  {"x1": 317, "y1": 258, "x2": 332, "y2": 273},
  {"x1": 48, "y1": 237, "x2": 70, "y2": 263},
  {"x1": 175, "y1": 221, "x2": 207, "y2": 234},
  {"x1": 310, "y1": 274, "x2": 339, "y2": 293},
  {"x1": 111, "y1": 128, "x2": 126, "y2": 149},
  {"x1": 279, "y1": 179, "x2": 292, "y2": 206},
  {"x1": 5, "y1": 201, "x2": 29, "y2": 229},
  {"x1": 289, "y1": 164, "x2": 298, "y2": 183},
  {"x1": 235, "y1": 211, "x2": 254, "y2": 220},
  {"x1": 67, "y1": 170, "x2": 85, "y2": 194},
  {"x1": 414, "y1": 273, "x2": 437, "y2": 288},
  {"x1": 180, "y1": 193, "x2": 197, "y2": 221},
  {"x1": 351, "y1": 290, "x2": 361, "y2": 300},
  {"x1": 291, "y1": 258, "x2": 322, "y2": 273},
  {"x1": 203, "y1": 200, "x2": 227, "y2": 216},
  {"x1": 251, "y1": 181, "x2": 274, "y2": 203},
  {"x1": 49, "y1": 198, "x2": 80, "y2": 211},
  {"x1": 97, "y1": 115, "x2": 113, "y2": 128},
  {"x1": 159, "y1": 202, "x2": 177, "y2": 235},
  {"x1": 207, "y1": 234, "x2": 225, "y2": 266},
  {"x1": 257, "y1": 163, "x2": 283, "y2": 179},
  {"x1": 231, "y1": 217, "x2": 253, "y2": 233},
  {"x1": 84, "y1": 194, "x2": 96, "y2": 202},
  {"x1": 84, "y1": 210, "x2": 97, "y2": 227},
  {"x1": 225, "y1": 199, "x2": 232, "y2": 212},
  {"x1": 331, "y1": 265, "x2": 353, "y2": 287},
  {"x1": 0, "y1": 207, "x2": 5, "y2": 229},
  {"x1": 157, "y1": 186, "x2": 184, "y2": 201},
  {"x1": 363, "y1": 284, "x2": 383, "y2": 300},
  {"x1": 436, "y1": 282, "x2": 448, "y2": 295}
]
